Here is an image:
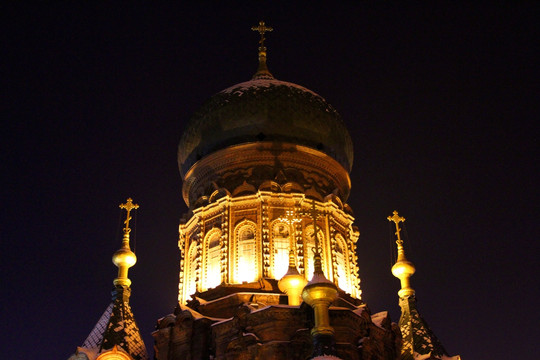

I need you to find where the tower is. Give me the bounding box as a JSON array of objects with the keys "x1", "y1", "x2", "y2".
[
  {"x1": 389, "y1": 211, "x2": 460, "y2": 360},
  {"x1": 68, "y1": 198, "x2": 148, "y2": 360},
  {"x1": 152, "y1": 22, "x2": 400, "y2": 360}
]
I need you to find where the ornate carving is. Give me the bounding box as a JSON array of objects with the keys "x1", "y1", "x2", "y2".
[
  {"x1": 178, "y1": 191, "x2": 361, "y2": 303},
  {"x1": 183, "y1": 142, "x2": 351, "y2": 207}
]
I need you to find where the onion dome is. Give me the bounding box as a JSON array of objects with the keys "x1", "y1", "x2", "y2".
[
  {"x1": 178, "y1": 78, "x2": 353, "y2": 178},
  {"x1": 278, "y1": 250, "x2": 308, "y2": 306}
]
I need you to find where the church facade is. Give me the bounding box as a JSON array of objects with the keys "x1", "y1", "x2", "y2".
[{"x1": 70, "y1": 23, "x2": 459, "y2": 360}]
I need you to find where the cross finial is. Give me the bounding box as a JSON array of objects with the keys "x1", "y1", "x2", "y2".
[
  {"x1": 251, "y1": 20, "x2": 274, "y2": 79},
  {"x1": 388, "y1": 210, "x2": 416, "y2": 298},
  {"x1": 113, "y1": 198, "x2": 139, "y2": 287},
  {"x1": 301, "y1": 200, "x2": 326, "y2": 254},
  {"x1": 120, "y1": 198, "x2": 139, "y2": 235},
  {"x1": 251, "y1": 20, "x2": 273, "y2": 49},
  {"x1": 277, "y1": 209, "x2": 302, "y2": 251},
  {"x1": 387, "y1": 210, "x2": 405, "y2": 243}
]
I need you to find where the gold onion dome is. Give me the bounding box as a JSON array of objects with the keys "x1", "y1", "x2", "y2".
[
  {"x1": 112, "y1": 247, "x2": 137, "y2": 268},
  {"x1": 278, "y1": 251, "x2": 308, "y2": 306},
  {"x1": 178, "y1": 22, "x2": 353, "y2": 178},
  {"x1": 302, "y1": 252, "x2": 339, "y2": 306}
]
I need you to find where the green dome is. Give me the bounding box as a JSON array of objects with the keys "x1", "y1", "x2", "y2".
[{"x1": 178, "y1": 78, "x2": 353, "y2": 177}]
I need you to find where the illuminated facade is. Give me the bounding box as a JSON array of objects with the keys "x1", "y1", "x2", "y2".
[
  {"x1": 177, "y1": 161, "x2": 362, "y2": 303},
  {"x1": 69, "y1": 22, "x2": 459, "y2": 360},
  {"x1": 153, "y1": 23, "x2": 401, "y2": 360},
  {"x1": 152, "y1": 22, "x2": 460, "y2": 360}
]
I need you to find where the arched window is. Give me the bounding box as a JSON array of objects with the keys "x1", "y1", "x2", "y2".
[
  {"x1": 235, "y1": 221, "x2": 258, "y2": 283},
  {"x1": 335, "y1": 234, "x2": 351, "y2": 294},
  {"x1": 185, "y1": 242, "x2": 198, "y2": 300},
  {"x1": 303, "y1": 224, "x2": 325, "y2": 281},
  {"x1": 205, "y1": 229, "x2": 222, "y2": 290},
  {"x1": 272, "y1": 221, "x2": 290, "y2": 279}
]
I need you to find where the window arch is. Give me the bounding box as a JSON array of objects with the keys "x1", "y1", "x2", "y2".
[
  {"x1": 204, "y1": 228, "x2": 222, "y2": 290},
  {"x1": 303, "y1": 224, "x2": 325, "y2": 281},
  {"x1": 185, "y1": 242, "x2": 198, "y2": 300},
  {"x1": 234, "y1": 220, "x2": 258, "y2": 283},
  {"x1": 334, "y1": 234, "x2": 351, "y2": 294},
  {"x1": 271, "y1": 221, "x2": 291, "y2": 279}
]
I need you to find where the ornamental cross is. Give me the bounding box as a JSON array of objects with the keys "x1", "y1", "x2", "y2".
[
  {"x1": 277, "y1": 209, "x2": 302, "y2": 251},
  {"x1": 119, "y1": 198, "x2": 139, "y2": 233},
  {"x1": 251, "y1": 21, "x2": 273, "y2": 49},
  {"x1": 300, "y1": 200, "x2": 326, "y2": 252},
  {"x1": 277, "y1": 209, "x2": 302, "y2": 226},
  {"x1": 387, "y1": 210, "x2": 405, "y2": 244}
]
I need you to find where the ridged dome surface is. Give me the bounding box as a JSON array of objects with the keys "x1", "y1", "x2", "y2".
[{"x1": 178, "y1": 78, "x2": 353, "y2": 177}]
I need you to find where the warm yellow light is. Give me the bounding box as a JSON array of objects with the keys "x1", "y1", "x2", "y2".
[
  {"x1": 236, "y1": 224, "x2": 258, "y2": 283},
  {"x1": 186, "y1": 243, "x2": 198, "y2": 299},
  {"x1": 238, "y1": 259, "x2": 257, "y2": 282},
  {"x1": 336, "y1": 264, "x2": 352, "y2": 294},
  {"x1": 206, "y1": 246, "x2": 221, "y2": 288}
]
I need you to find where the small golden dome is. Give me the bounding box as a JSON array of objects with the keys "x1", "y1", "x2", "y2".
[
  {"x1": 278, "y1": 266, "x2": 308, "y2": 306},
  {"x1": 391, "y1": 259, "x2": 416, "y2": 279},
  {"x1": 112, "y1": 247, "x2": 137, "y2": 268}
]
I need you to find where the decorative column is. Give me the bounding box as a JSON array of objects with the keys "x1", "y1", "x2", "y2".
[{"x1": 220, "y1": 202, "x2": 229, "y2": 284}]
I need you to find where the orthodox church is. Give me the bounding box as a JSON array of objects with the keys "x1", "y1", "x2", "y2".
[{"x1": 69, "y1": 22, "x2": 460, "y2": 360}]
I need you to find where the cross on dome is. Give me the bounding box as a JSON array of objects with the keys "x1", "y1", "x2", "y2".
[
  {"x1": 120, "y1": 198, "x2": 139, "y2": 234},
  {"x1": 387, "y1": 210, "x2": 405, "y2": 244},
  {"x1": 250, "y1": 20, "x2": 274, "y2": 79},
  {"x1": 251, "y1": 20, "x2": 273, "y2": 49}
]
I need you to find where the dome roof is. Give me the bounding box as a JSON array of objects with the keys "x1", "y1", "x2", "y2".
[{"x1": 178, "y1": 77, "x2": 353, "y2": 177}]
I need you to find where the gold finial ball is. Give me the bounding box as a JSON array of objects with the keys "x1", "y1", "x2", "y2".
[
  {"x1": 112, "y1": 248, "x2": 137, "y2": 268},
  {"x1": 391, "y1": 259, "x2": 416, "y2": 279}
]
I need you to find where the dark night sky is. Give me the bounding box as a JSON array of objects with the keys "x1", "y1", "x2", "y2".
[{"x1": 2, "y1": 3, "x2": 538, "y2": 359}]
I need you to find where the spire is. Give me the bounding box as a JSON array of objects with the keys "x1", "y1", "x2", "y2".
[
  {"x1": 251, "y1": 20, "x2": 274, "y2": 79},
  {"x1": 387, "y1": 211, "x2": 459, "y2": 360},
  {"x1": 68, "y1": 198, "x2": 148, "y2": 360},
  {"x1": 388, "y1": 210, "x2": 416, "y2": 298},
  {"x1": 113, "y1": 198, "x2": 139, "y2": 287}
]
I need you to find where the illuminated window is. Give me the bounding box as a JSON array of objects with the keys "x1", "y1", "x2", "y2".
[
  {"x1": 304, "y1": 224, "x2": 325, "y2": 281},
  {"x1": 272, "y1": 221, "x2": 290, "y2": 279},
  {"x1": 335, "y1": 234, "x2": 351, "y2": 294},
  {"x1": 205, "y1": 229, "x2": 222, "y2": 290},
  {"x1": 186, "y1": 242, "x2": 198, "y2": 300},
  {"x1": 236, "y1": 222, "x2": 257, "y2": 283}
]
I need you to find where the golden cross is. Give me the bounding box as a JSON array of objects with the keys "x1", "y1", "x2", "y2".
[
  {"x1": 251, "y1": 21, "x2": 273, "y2": 49},
  {"x1": 119, "y1": 198, "x2": 139, "y2": 233},
  {"x1": 277, "y1": 209, "x2": 302, "y2": 251},
  {"x1": 277, "y1": 209, "x2": 302, "y2": 225},
  {"x1": 301, "y1": 200, "x2": 326, "y2": 252},
  {"x1": 387, "y1": 210, "x2": 405, "y2": 243}
]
